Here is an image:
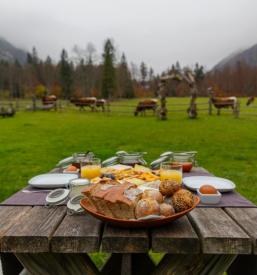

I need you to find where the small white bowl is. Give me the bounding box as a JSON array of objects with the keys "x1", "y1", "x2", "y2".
[{"x1": 197, "y1": 189, "x2": 222, "y2": 204}]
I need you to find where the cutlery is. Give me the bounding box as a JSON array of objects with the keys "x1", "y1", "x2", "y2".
[{"x1": 22, "y1": 189, "x2": 52, "y2": 193}]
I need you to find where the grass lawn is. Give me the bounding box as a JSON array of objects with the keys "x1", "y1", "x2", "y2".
[
  {"x1": 0, "y1": 97, "x2": 257, "y2": 267},
  {"x1": 1, "y1": 97, "x2": 256, "y2": 203}
]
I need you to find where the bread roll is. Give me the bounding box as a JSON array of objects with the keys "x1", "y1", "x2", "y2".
[
  {"x1": 172, "y1": 189, "x2": 194, "y2": 212},
  {"x1": 160, "y1": 203, "x2": 175, "y2": 217},
  {"x1": 160, "y1": 180, "x2": 181, "y2": 196},
  {"x1": 141, "y1": 190, "x2": 163, "y2": 203},
  {"x1": 135, "y1": 198, "x2": 160, "y2": 218}
]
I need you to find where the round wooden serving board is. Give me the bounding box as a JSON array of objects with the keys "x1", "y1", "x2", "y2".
[{"x1": 80, "y1": 196, "x2": 200, "y2": 228}]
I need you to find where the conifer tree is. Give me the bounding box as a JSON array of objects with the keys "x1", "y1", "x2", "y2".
[
  {"x1": 140, "y1": 62, "x2": 148, "y2": 85},
  {"x1": 118, "y1": 53, "x2": 134, "y2": 98},
  {"x1": 101, "y1": 39, "x2": 116, "y2": 98},
  {"x1": 59, "y1": 49, "x2": 73, "y2": 99}
]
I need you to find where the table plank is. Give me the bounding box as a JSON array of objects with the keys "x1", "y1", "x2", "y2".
[
  {"x1": 0, "y1": 206, "x2": 31, "y2": 250},
  {"x1": 188, "y1": 208, "x2": 251, "y2": 254},
  {"x1": 225, "y1": 208, "x2": 257, "y2": 255},
  {"x1": 151, "y1": 216, "x2": 200, "y2": 253},
  {"x1": 51, "y1": 213, "x2": 102, "y2": 253},
  {"x1": 1, "y1": 206, "x2": 66, "y2": 253},
  {"x1": 101, "y1": 224, "x2": 149, "y2": 253}
]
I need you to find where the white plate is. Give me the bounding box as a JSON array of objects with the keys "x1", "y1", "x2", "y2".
[
  {"x1": 183, "y1": 176, "x2": 236, "y2": 192},
  {"x1": 29, "y1": 173, "x2": 78, "y2": 189}
]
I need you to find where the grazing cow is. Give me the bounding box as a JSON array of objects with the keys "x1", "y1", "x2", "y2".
[
  {"x1": 96, "y1": 99, "x2": 107, "y2": 112},
  {"x1": 134, "y1": 99, "x2": 158, "y2": 116},
  {"x1": 42, "y1": 95, "x2": 57, "y2": 105},
  {"x1": 208, "y1": 88, "x2": 238, "y2": 115},
  {"x1": 246, "y1": 96, "x2": 255, "y2": 106},
  {"x1": 210, "y1": 96, "x2": 238, "y2": 115},
  {"x1": 0, "y1": 104, "x2": 16, "y2": 118},
  {"x1": 71, "y1": 97, "x2": 106, "y2": 111},
  {"x1": 41, "y1": 95, "x2": 57, "y2": 111}
]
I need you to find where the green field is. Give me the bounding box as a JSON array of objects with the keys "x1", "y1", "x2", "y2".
[
  {"x1": 1, "y1": 97, "x2": 257, "y2": 267},
  {"x1": 1, "y1": 97, "x2": 257, "y2": 204}
]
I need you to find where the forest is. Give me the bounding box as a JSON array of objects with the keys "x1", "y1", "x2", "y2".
[{"x1": 0, "y1": 38, "x2": 256, "y2": 100}]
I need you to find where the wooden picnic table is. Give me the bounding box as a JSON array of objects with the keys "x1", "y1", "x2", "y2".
[{"x1": 0, "y1": 167, "x2": 257, "y2": 275}]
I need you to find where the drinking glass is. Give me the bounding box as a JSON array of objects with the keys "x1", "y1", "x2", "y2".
[
  {"x1": 160, "y1": 162, "x2": 183, "y2": 184},
  {"x1": 80, "y1": 158, "x2": 101, "y2": 179}
]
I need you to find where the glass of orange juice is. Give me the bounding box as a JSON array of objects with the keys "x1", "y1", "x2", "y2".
[
  {"x1": 160, "y1": 162, "x2": 183, "y2": 184},
  {"x1": 80, "y1": 158, "x2": 101, "y2": 179}
]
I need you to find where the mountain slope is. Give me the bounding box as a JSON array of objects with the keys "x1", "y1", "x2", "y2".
[
  {"x1": 213, "y1": 44, "x2": 257, "y2": 71},
  {"x1": 0, "y1": 37, "x2": 27, "y2": 64}
]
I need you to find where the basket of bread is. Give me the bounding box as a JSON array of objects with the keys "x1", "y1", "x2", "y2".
[{"x1": 80, "y1": 164, "x2": 199, "y2": 228}]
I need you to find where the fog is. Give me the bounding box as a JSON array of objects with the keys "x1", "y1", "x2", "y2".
[{"x1": 1, "y1": 0, "x2": 257, "y2": 72}]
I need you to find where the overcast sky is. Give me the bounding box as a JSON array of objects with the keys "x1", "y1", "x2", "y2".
[{"x1": 1, "y1": 0, "x2": 257, "y2": 72}]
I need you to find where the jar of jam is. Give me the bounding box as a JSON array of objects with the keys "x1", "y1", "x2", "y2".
[{"x1": 171, "y1": 152, "x2": 195, "y2": 172}]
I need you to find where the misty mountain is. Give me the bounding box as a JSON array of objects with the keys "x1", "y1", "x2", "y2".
[
  {"x1": 213, "y1": 44, "x2": 257, "y2": 71},
  {"x1": 0, "y1": 37, "x2": 27, "y2": 64}
]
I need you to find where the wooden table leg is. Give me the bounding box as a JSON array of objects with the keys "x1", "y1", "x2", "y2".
[
  {"x1": 151, "y1": 253, "x2": 237, "y2": 275},
  {"x1": 0, "y1": 253, "x2": 23, "y2": 275},
  {"x1": 132, "y1": 253, "x2": 155, "y2": 275},
  {"x1": 15, "y1": 253, "x2": 99, "y2": 275},
  {"x1": 101, "y1": 254, "x2": 122, "y2": 275},
  {"x1": 121, "y1": 254, "x2": 132, "y2": 275},
  {"x1": 101, "y1": 253, "x2": 155, "y2": 275},
  {"x1": 227, "y1": 255, "x2": 257, "y2": 275}
]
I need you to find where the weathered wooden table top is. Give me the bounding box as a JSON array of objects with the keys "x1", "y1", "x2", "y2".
[{"x1": 0, "y1": 168, "x2": 257, "y2": 255}]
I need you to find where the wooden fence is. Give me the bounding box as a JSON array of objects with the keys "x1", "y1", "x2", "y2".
[{"x1": 1, "y1": 97, "x2": 257, "y2": 119}]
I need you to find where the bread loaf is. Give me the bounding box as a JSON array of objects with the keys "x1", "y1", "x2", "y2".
[{"x1": 82, "y1": 182, "x2": 141, "y2": 219}]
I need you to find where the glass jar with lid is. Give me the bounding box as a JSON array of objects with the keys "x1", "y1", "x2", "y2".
[
  {"x1": 68, "y1": 178, "x2": 90, "y2": 198},
  {"x1": 72, "y1": 152, "x2": 94, "y2": 169},
  {"x1": 119, "y1": 152, "x2": 147, "y2": 167},
  {"x1": 171, "y1": 152, "x2": 195, "y2": 172}
]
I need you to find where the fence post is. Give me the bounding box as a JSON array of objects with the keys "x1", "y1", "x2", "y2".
[
  {"x1": 234, "y1": 101, "x2": 240, "y2": 118},
  {"x1": 208, "y1": 99, "x2": 212, "y2": 115},
  {"x1": 157, "y1": 83, "x2": 167, "y2": 120},
  {"x1": 58, "y1": 100, "x2": 62, "y2": 111},
  {"x1": 15, "y1": 99, "x2": 19, "y2": 111},
  {"x1": 106, "y1": 100, "x2": 111, "y2": 116},
  {"x1": 32, "y1": 96, "x2": 36, "y2": 111},
  {"x1": 188, "y1": 92, "x2": 197, "y2": 119}
]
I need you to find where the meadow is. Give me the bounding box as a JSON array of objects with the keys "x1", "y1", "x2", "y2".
[{"x1": 0, "y1": 97, "x2": 257, "y2": 204}]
